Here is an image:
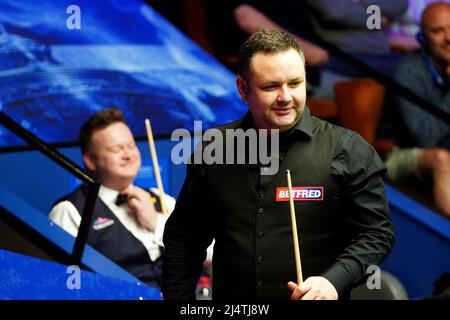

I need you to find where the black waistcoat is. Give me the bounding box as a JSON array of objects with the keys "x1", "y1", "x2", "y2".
[
  {"x1": 56, "y1": 185, "x2": 163, "y2": 288},
  {"x1": 205, "y1": 118, "x2": 347, "y2": 300}
]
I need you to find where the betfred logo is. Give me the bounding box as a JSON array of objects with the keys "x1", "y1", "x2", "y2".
[{"x1": 276, "y1": 187, "x2": 324, "y2": 201}]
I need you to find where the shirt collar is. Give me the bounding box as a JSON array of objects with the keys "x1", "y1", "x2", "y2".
[
  {"x1": 421, "y1": 50, "x2": 448, "y2": 89},
  {"x1": 286, "y1": 106, "x2": 314, "y2": 140},
  {"x1": 98, "y1": 184, "x2": 133, "y2": 205}
]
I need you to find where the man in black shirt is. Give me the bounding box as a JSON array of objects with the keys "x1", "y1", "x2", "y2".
[{"x1": 162, "y1": 29, "x2": 394, "y2": 300}]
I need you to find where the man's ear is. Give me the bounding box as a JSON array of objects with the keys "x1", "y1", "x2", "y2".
[
  {"x1": 236, "y1": 76, "x2": 248, "y2": 102},
  {"x1": 417, "y1": 30, "x2": 432, "y2": 52},
  {"x1": 82, "y1": 152, "x2": 96, "y2": 172}
]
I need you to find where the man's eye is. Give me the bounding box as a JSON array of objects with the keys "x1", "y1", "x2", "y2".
[
  {"x1": 289, "y1": 82, "x2": 301, "y2": 88},
  {"x1": 263, "y1": 85, "x2": 277, "y2": 91},
  {"x1": 431, "y1": 29, "x2": 443, "y2": 35}
]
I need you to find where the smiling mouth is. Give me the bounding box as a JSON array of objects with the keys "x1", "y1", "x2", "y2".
[
  {"x1": 121, "y1": 161, "x2": 135, "y2": 167},
  {"x1": 272, "y1": 108, "x2": 293, "y2": 115}
]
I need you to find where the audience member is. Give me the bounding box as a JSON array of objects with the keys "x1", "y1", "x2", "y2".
[
  {"x1": 377, "y1": 2, "x2": 450, "y2": 217},
  {"x1": 389, "y1": 0, "x2": 441, "y2": 53},
  {"x1": 304, "y1": 0, "x2": 408, "y2": 97},
  {"x1": 205, "y1": 0, "x2": 329, "y2": 77},
  {"x1": 49, "y1": 108, "x2": 176, "y2": 288}
]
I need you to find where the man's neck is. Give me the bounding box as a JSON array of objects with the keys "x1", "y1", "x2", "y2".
[{"x1": 101, "y1": 180, "x2": 133, "y2": 192}]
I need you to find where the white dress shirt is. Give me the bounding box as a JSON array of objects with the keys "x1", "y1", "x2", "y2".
[{"x1": 49, "y1": 184, "x2": 176, "y2": 262}]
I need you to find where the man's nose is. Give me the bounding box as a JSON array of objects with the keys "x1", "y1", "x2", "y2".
[
  {"x1": 122, "y1": 148, "x2": 132, "y2": 158},
  {"x1": 277, "y1": 86, "x2": 292, "y2": 105}
]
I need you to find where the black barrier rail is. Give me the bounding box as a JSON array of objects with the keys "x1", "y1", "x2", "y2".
[
  {"x1": 0, "y1": 111, "x2": 100, "y2": 265},
  {"x1": 308, "y1": 35, "x2": 450, "y2": 125}
]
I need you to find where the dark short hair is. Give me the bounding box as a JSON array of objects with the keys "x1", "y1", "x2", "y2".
[
  {"x1": 79, "y1": 108, "x2": 126, "y2": 154},
  {"x1": 238, "y1": 29, "x2": 305, "y2": 78}
]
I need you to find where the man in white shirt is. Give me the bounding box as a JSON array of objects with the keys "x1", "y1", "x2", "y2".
[{"x1": 49, "y1": 108, "x2": 176, "y2": 288}]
